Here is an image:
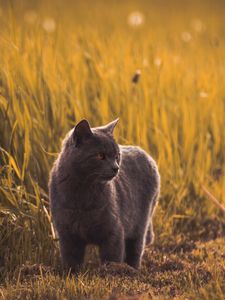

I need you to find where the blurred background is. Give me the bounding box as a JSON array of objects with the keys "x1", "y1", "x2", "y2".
[{"x1": 0, "y1": 0, "x2": 225, "y2": 285}]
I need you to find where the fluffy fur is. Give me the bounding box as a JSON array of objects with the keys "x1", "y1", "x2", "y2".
[{"x1": 49, "y1": 119, "x2": 160, "y2": 271}]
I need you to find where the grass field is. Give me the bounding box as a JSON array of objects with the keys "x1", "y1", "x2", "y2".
[{"x1": 0, "y1": 0, "x2": 225, "y2": 299}]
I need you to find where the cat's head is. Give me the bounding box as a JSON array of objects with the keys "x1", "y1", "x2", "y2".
[{"x1": 65, "y1": 119, "x2": 121, "y2": 182}]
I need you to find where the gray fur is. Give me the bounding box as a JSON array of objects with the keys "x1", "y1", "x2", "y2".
[{"x1": 49, "y1": 119, "x2": 160, "y2": 271}]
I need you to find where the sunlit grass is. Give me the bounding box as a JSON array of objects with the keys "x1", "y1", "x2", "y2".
[{"x1": 0, "y1": 0, "x2": 225, "y2": 298}]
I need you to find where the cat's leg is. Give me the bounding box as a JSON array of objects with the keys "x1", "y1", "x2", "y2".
[
  {"x1": 125, "y1": 236, "x2": 145, "y2": 269},
  {"x1": 145, "y1": 191, "x2": 159, "y2": 245},
  {"x1": 59, "y1": 232, "x2": 86, "y2": 273},
  {"x1": 145, "y1": 220, "x2": 155, "y2": 245},
  {"x1": 99, "y1": 231, "x2": 125, "y2": 264}
]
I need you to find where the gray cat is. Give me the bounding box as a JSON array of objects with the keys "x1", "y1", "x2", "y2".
[{"x1": 49, "y1": 119, "x2": 160, "y2": 272}]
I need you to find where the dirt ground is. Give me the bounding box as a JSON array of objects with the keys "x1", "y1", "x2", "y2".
[{"x1": 8, "y1": 218, "x2": 224, "y2": 300}]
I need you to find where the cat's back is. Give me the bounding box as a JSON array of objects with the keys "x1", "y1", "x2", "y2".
[
  {"x1": 112, "y1": 145, "x2": 159, "y2": 232},
  {"x1": 118, "y1": 145, "x2": 160, "y2": 191},
  {"x1": 119, "y1": 145, "x2": 158, "y2": 175}
]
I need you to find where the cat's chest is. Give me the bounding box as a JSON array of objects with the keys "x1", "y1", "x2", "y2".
[
  {"x1": 71, "y1": 206, "x2": 114, "y2": 242},
  {"x1": 60, "y1": 185, "x2": 118, "y2": 241}
]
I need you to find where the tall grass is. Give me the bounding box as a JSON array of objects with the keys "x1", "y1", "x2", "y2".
[{"x1": 0, "y1": 0, "x2": 225, "y2": 281}]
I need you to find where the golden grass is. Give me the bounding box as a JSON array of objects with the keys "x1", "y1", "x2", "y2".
[{"x1": 0, "y1": 0, "x2": 225, "y2": 298}]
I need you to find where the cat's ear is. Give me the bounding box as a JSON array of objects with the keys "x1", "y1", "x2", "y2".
[
  {"x1": 73, "y1": 119, "x2": 93, "y2": 146},
  {"x1": 101, "y1": 118, "x2": 119, "y2": 135}
]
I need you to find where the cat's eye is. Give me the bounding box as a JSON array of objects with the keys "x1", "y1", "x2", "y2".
[{"x1": 96, "y1": 153, "x2": 105, "y2": 160}]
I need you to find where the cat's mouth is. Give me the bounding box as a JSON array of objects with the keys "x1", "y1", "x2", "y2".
[{"x1": 100, "y1": 174, "x2": 117, "y2": 181}]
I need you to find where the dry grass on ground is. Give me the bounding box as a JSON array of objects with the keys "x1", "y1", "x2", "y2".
[
  {"x1": 1, "y1": 237, "x2": 225, "y2": 299},
  {"x1": 0, "y1": 0, "x2": 225, "y2": 299}
]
